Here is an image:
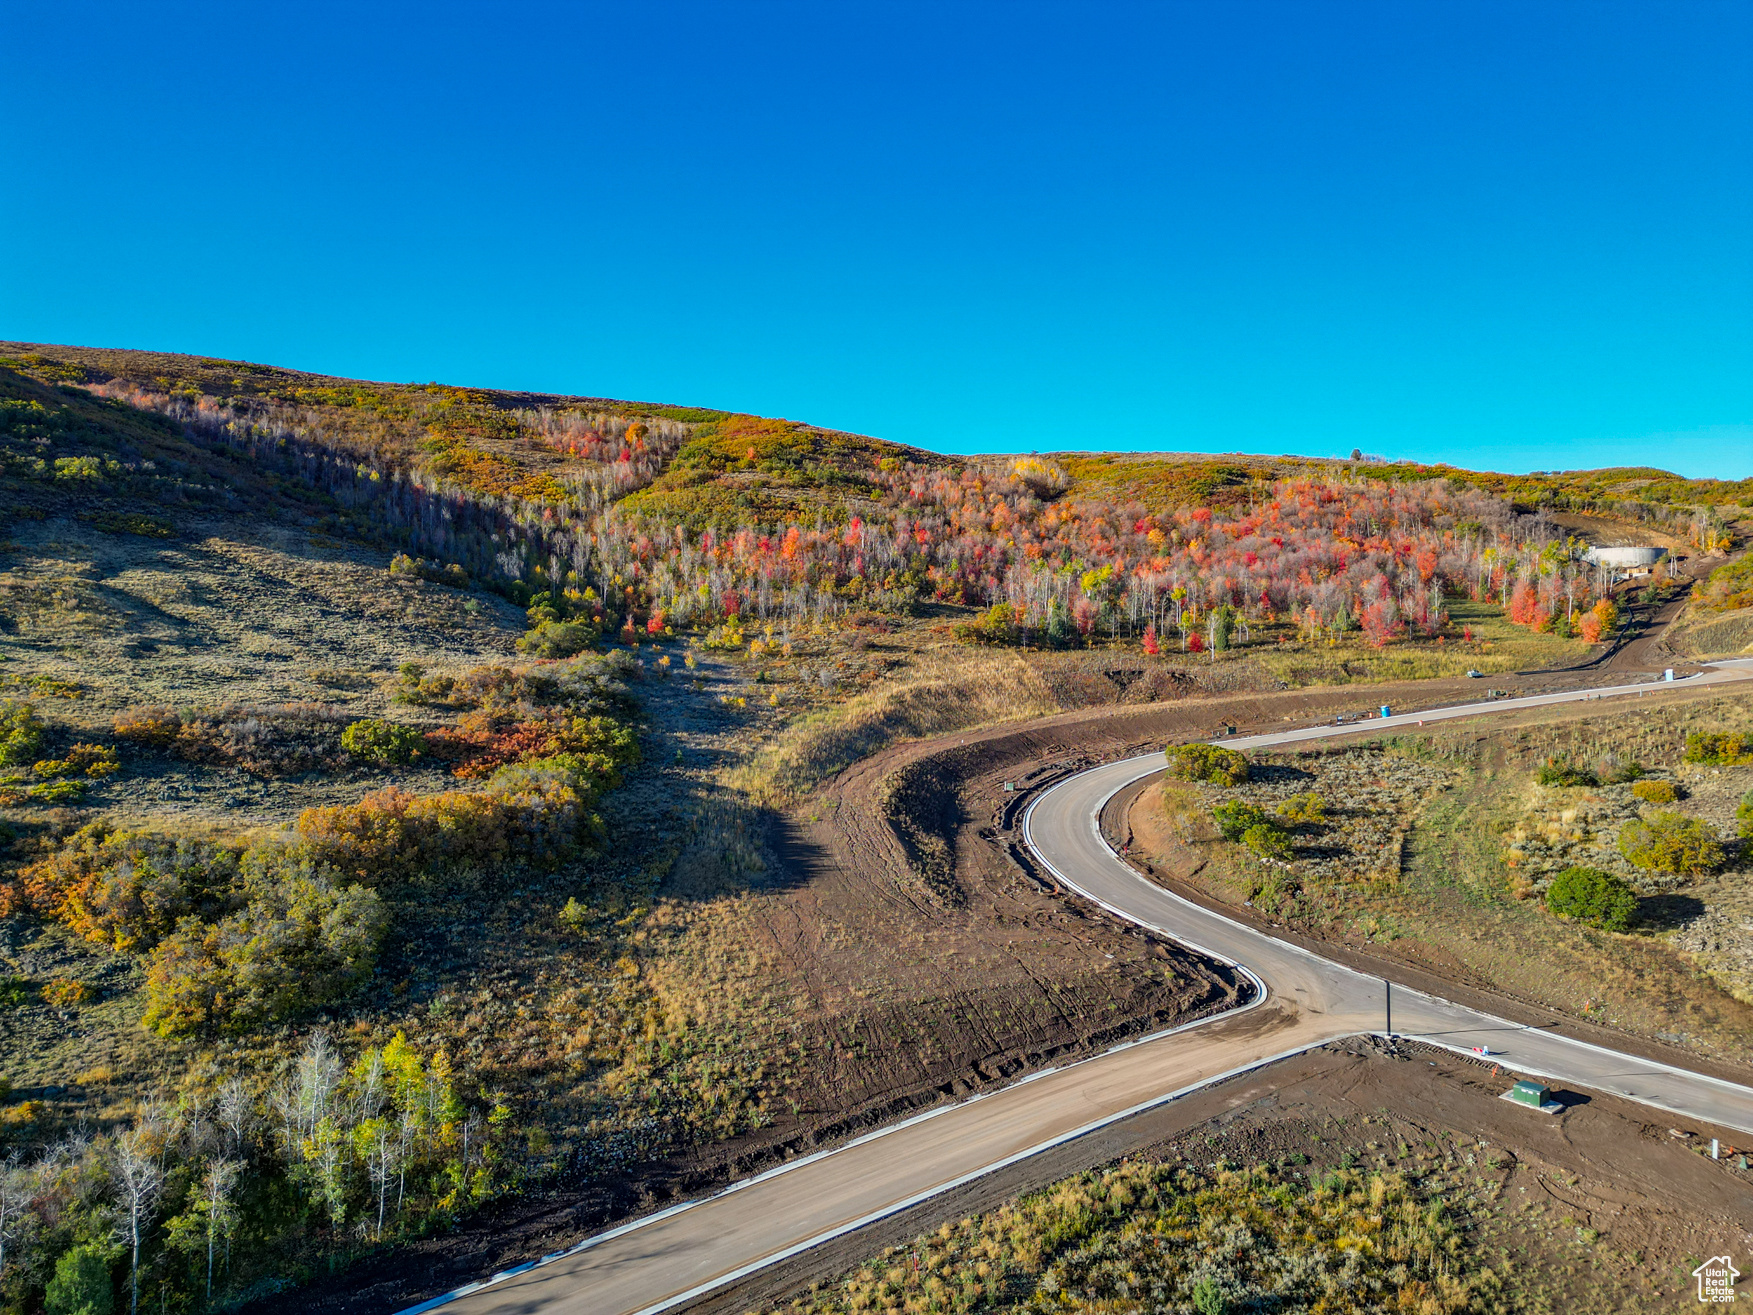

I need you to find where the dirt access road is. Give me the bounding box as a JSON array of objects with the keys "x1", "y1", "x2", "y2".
[{"x1": 411, "y1": 659, "x2": 1753, "y2": 1315}]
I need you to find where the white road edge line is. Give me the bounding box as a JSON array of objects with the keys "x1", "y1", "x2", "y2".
[{"x1": 625, "y1": 1038, "x2": 1329, "y2": 1315}]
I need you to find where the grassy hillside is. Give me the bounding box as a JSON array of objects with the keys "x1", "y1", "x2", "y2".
[{"x1": 0, "y1": 349, "x2": 1235, "y2": 1313}]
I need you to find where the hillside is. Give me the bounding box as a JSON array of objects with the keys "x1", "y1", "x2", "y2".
[
  {"x1": 7, "y1": 341, "x2": 1744, "y2": 669},
  {"x1": 0, "y1": 341, "x2": 1748, "y2": 1315}
]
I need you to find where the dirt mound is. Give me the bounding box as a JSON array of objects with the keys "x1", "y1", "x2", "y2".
[{"x1": 1547, "y1": 510, "x2": 1691, "y2": 552}]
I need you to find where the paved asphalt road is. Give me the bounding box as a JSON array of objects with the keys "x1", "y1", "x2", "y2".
[{"x1": 415, "y1": 660, "x2": 1753, "y2": 1315}]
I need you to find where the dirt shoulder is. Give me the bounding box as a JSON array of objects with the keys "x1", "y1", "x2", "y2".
[{"x1": 691, "y1": 1037, "x2": 1753, "y2": 1313}]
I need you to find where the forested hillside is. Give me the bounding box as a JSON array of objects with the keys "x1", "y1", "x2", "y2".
[{"x1": 5, "y1": 343, "x2": 1740, "y2": 662}]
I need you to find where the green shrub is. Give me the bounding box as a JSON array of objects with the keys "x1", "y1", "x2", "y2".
[
  {"x1": 516, "y1": 618, "x2": 600, "y2": 659},
  {"x1": 701, "y1": 618, "x2": 746, "y2": 650},
  {"x1": 1536, "y1": 756, "x2": 1598, "y2": 787},
  {"x1": 954, "y1": 602, "x2": 1020, "y2": 646},
  {"x1": 341, "y1": 718, "x2": 426, "y2": 765},
  {"x1": 1044, "y1": 601, "x2": 1078, "y2": 649},
  {"x1": 1545, "y1": 865, "x2": 1638, "y2": 932},
  {"x1": 389, "y1": 552, "x2": 469, "y2": 589},
  {"x1": 53, "y1": 456, "x2": 109, "y2": 482},
  {"x1": 0, "y1": 975, "x2": 30, "y2": 1007},
  {"x1": 1211, "y1": 800, "x2": 1269, "y2": 841},
  {"x1": 143, "y1": 865, "x2": 385, "y2": 1037},
  {"x1": 1242, "y1": 822, "x2": 1293, "y2": 861},
  {"x1": 34, "y1": 743, "x2": 119, "y2": 779},
  {"x1": 80, "y1": 511, "x2": 172, "y2": 538},
  {"x1": 1192, "y1": 1276, "x2": 1229, "y2": 1315},
  {"x1": 0, "y1": 699, "x2": 44, "y2": 767},
  {"x1": 45, "y1": 1244, "x2": 114, "y2": 1315},
  {"x1": 1738, "y1": 789, "x2": 1753, "y2": 839},
  {"x1": 24, "y1": 779, "x2": 87, "y2": 803},
  {"x1": 1277, "y1": 792, "x2": 1326, "y2": 824},
  {"x1": 1166, "y1": 743, "x2": 1249, "y2": 787},
  {"x1": 1683, "y1": 731, "x2": 1753, "y2": 766},
  {"x1": 1630, "y1": 778, "x2": 1678, "y2": 804},
  {"x1": 1617, "y1": 811, "x2": 1724, "y2": 875}
]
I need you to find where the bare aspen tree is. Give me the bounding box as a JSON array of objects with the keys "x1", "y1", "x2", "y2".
[
  {"x1": 352, "y1": 1049, "x2": 386, "y2": 1124},
  {"x1": 134, "y1": 1098, "x2": 173, "y2": 1174},
  {"x1": 217, "y1": 1078, "x2": 253, "y2": 1157},
  {"x1": 354, "y1": 1120, "x2": 396, "y2": 1238},
  {"x1": 272, "y1": 1034, "x2": 340, "y2": 1161},
  {"x1": 265, "y1": 1082, "x2": 299, "y2": 1165},
  {"x1": 110, "y1": 1127, "x2": 165, "y2": 1315},
  {"x1": 396, "y1": 1103, "x2": 422, "y2": 1213},
  {"x1": 199, "y1": 1158, "x2": 242, "y2": 1301},
  {"x1": 0, "y1": 1151, "x2": 38, "y2": 1293},
  {"x1": 305, "y1": 1118, "x2": 348, "y2": 1227},
  {"x1": 182, "y1": 1095, "x2": 210, "y2": 1158}
]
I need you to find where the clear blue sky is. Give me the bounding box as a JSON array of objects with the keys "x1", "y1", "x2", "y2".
[{"x1": 4, "y1": 2, "x2": 1750, "y2": 477}]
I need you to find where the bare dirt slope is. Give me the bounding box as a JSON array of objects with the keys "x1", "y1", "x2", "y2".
[{"x1": 1604, "y1": 551, "x2": 1721, "y2": 671}]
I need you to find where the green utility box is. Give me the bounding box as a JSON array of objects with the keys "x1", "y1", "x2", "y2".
[{"x1": 1503, "y1": 1080, "x2": 1558, "y2": 1112}]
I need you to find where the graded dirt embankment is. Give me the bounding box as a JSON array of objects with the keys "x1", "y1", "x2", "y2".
[{"x1": 788, "y1": 664, "x2": 1739, "y2": 1092}]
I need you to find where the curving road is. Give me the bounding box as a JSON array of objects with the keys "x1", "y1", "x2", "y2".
[{"x1": 410, "y1": 659, "x2": 1753, "y2": 1315}]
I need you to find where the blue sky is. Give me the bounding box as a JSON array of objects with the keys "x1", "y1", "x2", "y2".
[{"x1": 3, "y1": 2, "x2": 1750, "y2": 477}]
